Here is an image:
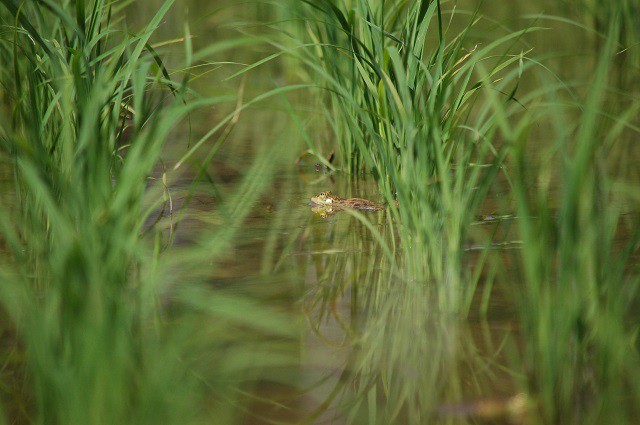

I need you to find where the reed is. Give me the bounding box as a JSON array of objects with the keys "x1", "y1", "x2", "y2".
[
  {"x1": 283, "y1": 1, "x2": 640, "y2": 423},
  {"x1": 284, "y1": 0, "x2": 537, "y2": 312},
  {"x1": 476, "y1": 14, "x2": 640, "y2": 424},
  {"x1": 0, "y1": 1, "x2": 294, "y2": 423}
]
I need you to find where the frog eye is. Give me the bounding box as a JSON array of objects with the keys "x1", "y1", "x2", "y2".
[{"x1": 320, "y1": 192, "x2": 325, "y2": 197}]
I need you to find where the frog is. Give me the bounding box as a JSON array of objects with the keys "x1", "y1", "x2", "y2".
[{"x1": 310, "y1": 191, "x2": 386, "y2": 211}]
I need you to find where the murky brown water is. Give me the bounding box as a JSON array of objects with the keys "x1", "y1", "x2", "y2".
[{"x1": 155, "y1": 135, "x2": 528, "y2": 423}]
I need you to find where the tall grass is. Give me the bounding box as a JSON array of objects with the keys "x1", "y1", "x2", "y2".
[
  {"x1": 282, "y1": 1, "x2": 640, "y2": 423},
  {"x1": 285, "y1": 0, "x2": 535, "y2": 311},
  {"x1": 0, "y1": 1, "x2": 295, "y2": 423},
  {"x1": 503, "y1": 20, "x2": 640, "y2": 425}
]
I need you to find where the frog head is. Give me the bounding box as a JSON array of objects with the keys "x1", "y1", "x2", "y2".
[{"x1": 310, "y1": 191, "x2": 334, "y2": 205}]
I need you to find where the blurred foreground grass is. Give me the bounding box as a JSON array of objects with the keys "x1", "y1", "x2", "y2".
[{"x1": 0, "y1": 1, "x2": 298, "y2": 423}]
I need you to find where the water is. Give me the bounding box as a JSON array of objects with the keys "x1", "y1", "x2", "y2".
[{"x1": 161, "y1": 141, "x2": 527, "y2": 423}]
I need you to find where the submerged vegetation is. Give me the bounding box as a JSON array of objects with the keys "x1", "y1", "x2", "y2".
[{"x1": 0, "y1": 0, "x2": 639, "y2": 424}]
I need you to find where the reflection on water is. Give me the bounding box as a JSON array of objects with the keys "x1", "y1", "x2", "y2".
[{"x1": 167, "y1": 152, "x2": 527, "y2": 423}]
